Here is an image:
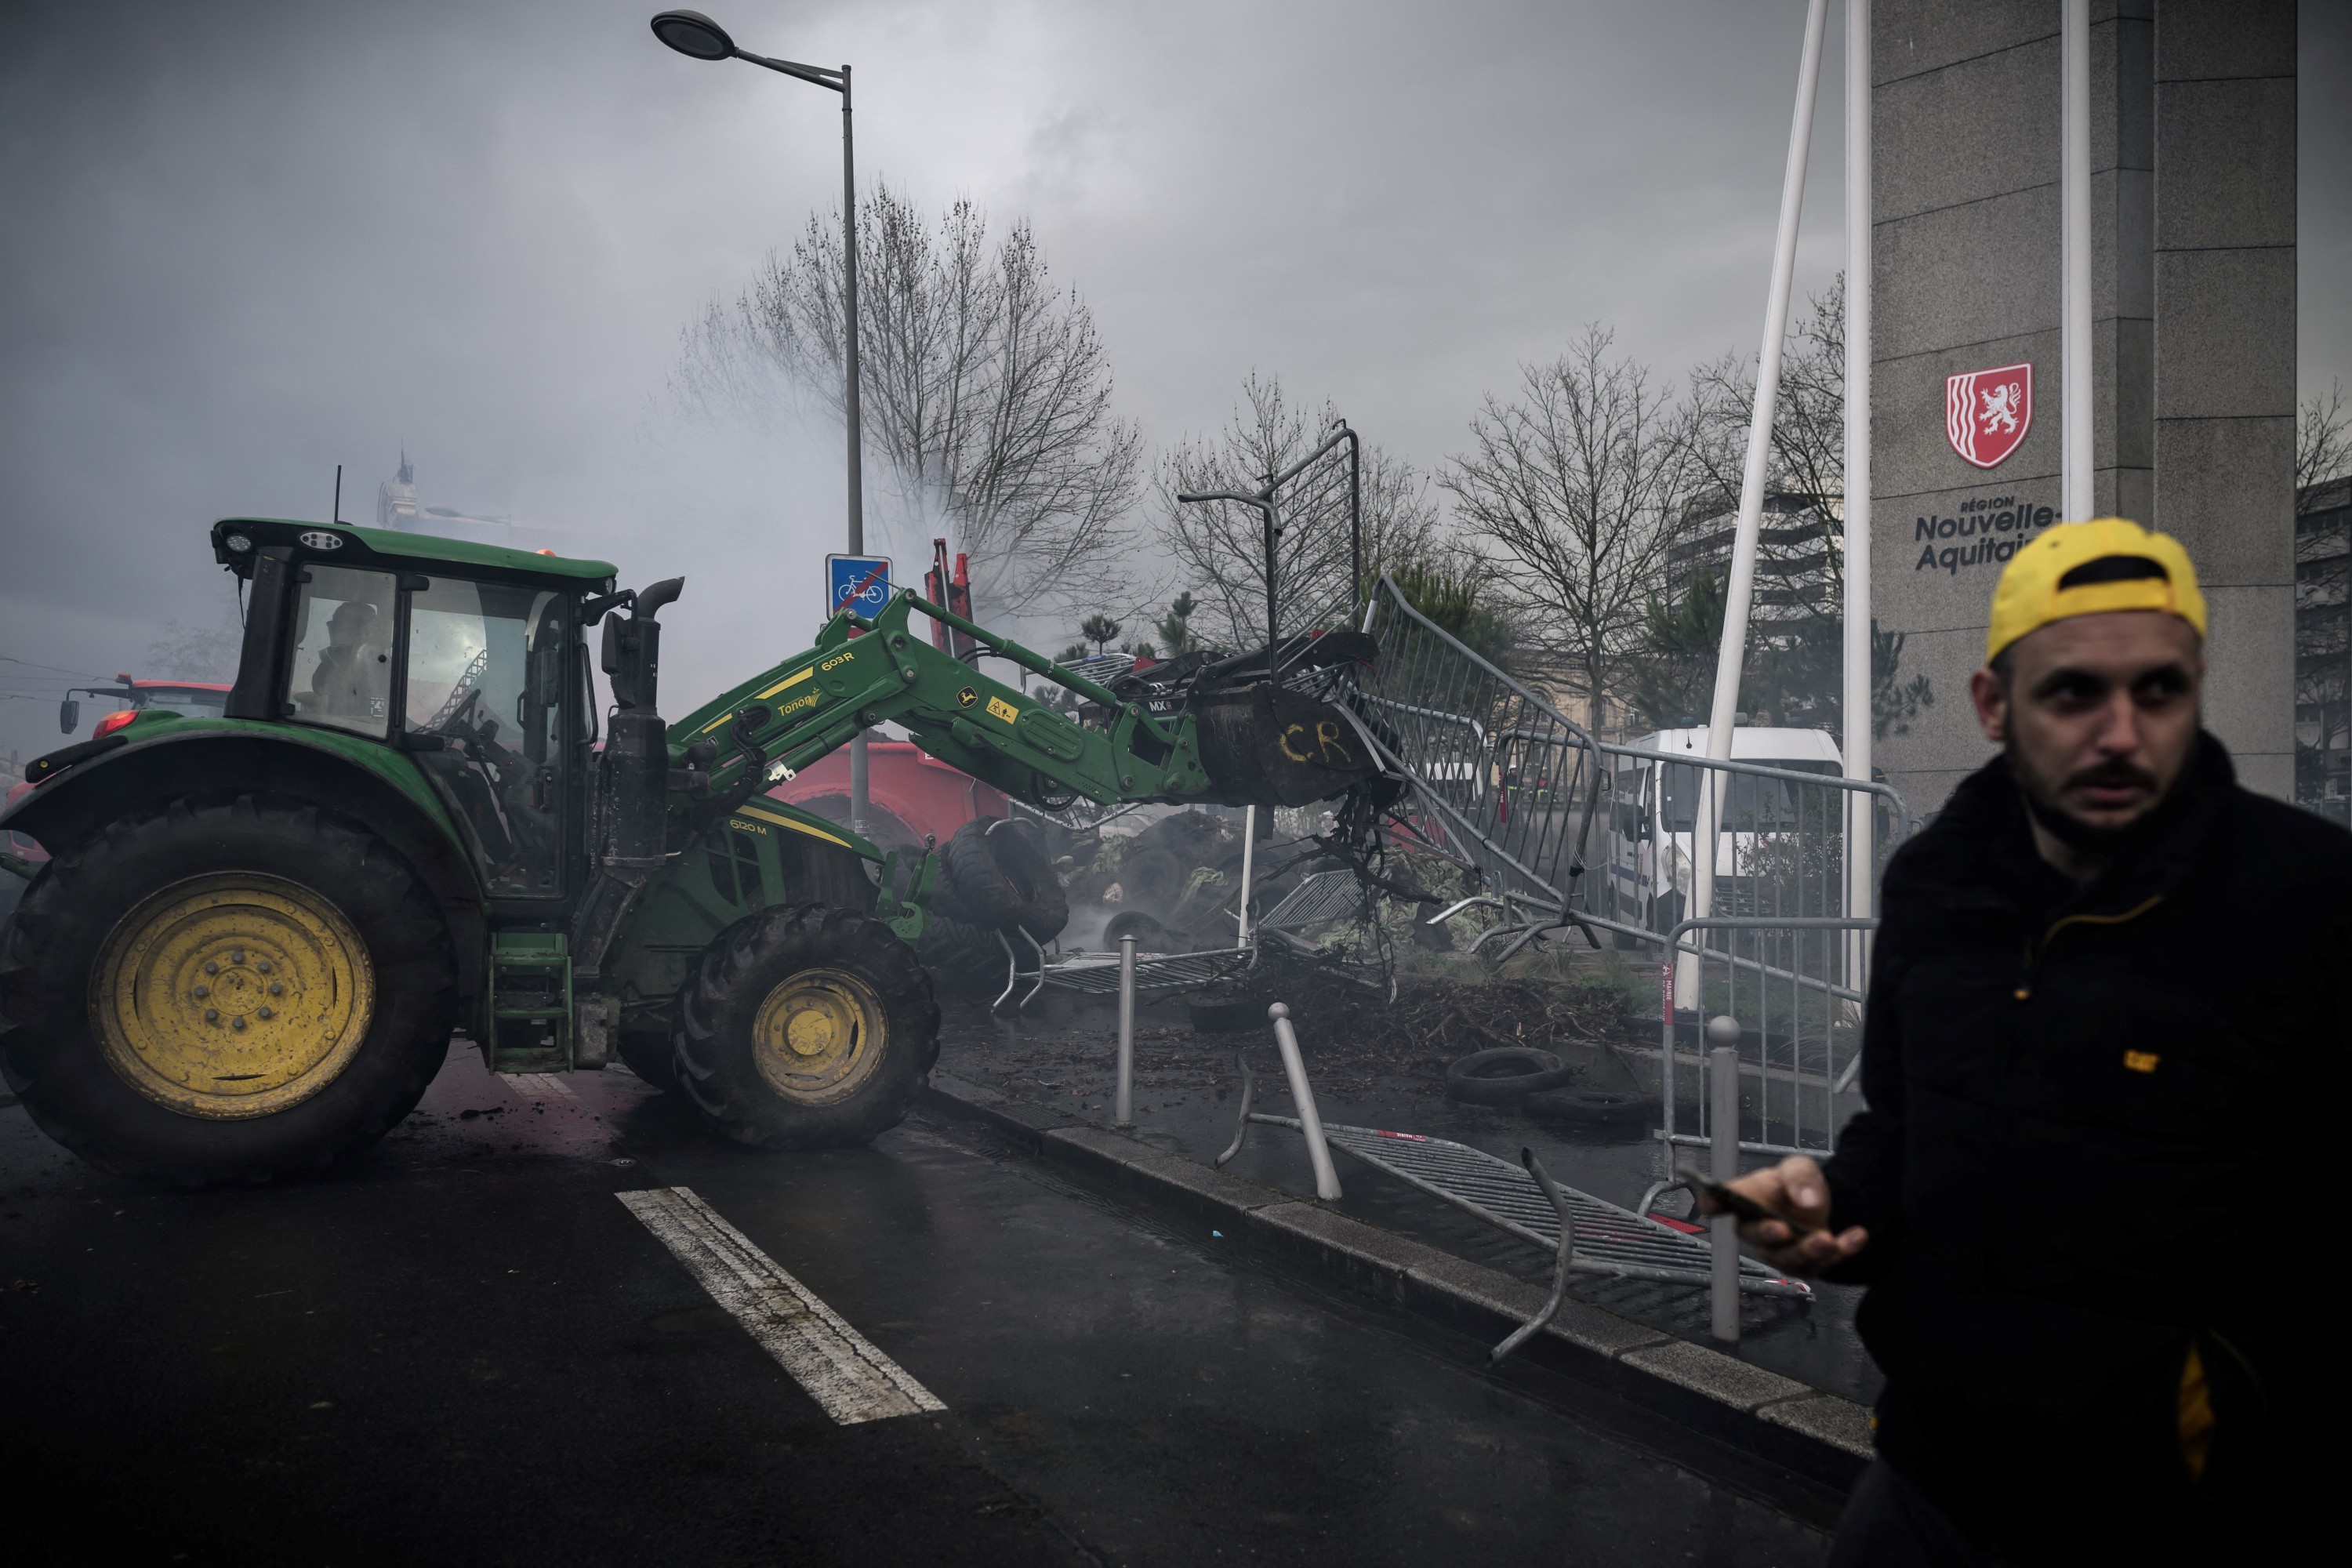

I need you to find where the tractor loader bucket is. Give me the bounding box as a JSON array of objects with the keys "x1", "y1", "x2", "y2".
[{"x1": 1187, "y1": 684, "x2": 1392, "y2": 808}]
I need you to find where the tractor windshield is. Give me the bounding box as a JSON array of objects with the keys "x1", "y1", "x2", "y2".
[{"x1": 404, "y1": 578, "x2": 572, "y2": 898}]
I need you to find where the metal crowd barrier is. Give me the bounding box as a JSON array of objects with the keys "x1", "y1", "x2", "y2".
[
  {"x1": 1352, "y1": 573, "x2": 1908, "y2": 1157},
  {"x1": 1355, "y1": 577, "x2": 1602, "y2": 956},
  {"x1": 1655, "y1": 916, "x2": 1877, "y2": 1170},
  {"x1": 1175, "y1": 420, "x2": 1362, "y2": 690}
]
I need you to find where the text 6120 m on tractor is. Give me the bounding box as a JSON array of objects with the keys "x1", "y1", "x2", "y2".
[{"x1": 0, "y1": 518, "x2": 1386, "y2": 1184}]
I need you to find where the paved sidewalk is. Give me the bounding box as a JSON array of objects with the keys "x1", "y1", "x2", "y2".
[{"x1": 933, "y1": 997, "x2": 1883, "y2": 1409}]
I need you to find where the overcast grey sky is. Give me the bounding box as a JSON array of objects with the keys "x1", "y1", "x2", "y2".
[{"x1": 2, "y1": 0, "x2": 2344, "y2": 761}]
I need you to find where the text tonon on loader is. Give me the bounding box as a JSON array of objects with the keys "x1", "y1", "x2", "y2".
[{"x1": 0, "y1": 518, "x2": 1387, "y2": 1183}]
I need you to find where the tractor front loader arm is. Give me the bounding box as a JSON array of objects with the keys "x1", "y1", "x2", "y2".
[{"x1": 665, "y1": 590, "x2": 1216, "y2": 834}]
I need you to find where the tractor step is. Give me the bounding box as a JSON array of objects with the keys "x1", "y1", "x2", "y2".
[{"x1": 485, "y1": 931, "x2": 573, "y2": 1073}]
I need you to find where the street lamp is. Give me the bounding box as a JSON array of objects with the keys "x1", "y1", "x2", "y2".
[{"x1": 651, "y1": 9, "x2": 871, "y2": 835}]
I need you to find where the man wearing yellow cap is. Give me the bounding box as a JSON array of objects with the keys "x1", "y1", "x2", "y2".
[{"x1": 1703, "y1": 520, "x2": 2346, "y2": 1562}]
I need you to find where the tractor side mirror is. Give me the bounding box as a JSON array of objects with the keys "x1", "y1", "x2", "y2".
[{"x1": 59, "y1": 698, "x2": 79, "y2": 735}]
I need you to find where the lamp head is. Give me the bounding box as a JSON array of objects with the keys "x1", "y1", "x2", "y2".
[{"x1": 650, "y1": 9, "x2": 735, "y2": 60}]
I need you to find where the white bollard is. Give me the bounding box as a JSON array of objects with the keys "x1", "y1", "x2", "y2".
[
  {"x1": 1269, "y1": 1003, "x2": 1341, "y2": 1201},
  {"x1": 1708, "y1": 1018, "x2": 1742, "y2": 1342},
  {"x1": 1114, "y1": 935, "x2": 1138, "y2": 1128}
]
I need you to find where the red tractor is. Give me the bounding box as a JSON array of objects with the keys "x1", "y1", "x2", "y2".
[
  {"x1": 2, "y1": 678, "x2": 233, "y2": 920},
  {"x1": 768, "y1": 741, "x2": 1007, "y2": 855},
  {"x1": 8, "y1": 677, "x2": 234, "y2": 846}
]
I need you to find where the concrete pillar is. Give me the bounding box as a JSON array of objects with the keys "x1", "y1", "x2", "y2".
[
  {"x1": 1867, "y1": 1, "x2": 2296, "y2": 813},
  {"x1": 2151, "y1": 0, "x2": 2297, "y2": 799}
]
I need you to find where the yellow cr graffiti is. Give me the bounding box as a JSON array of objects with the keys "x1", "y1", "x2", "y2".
[{"x1": 1277, "y1": 720, "x2": 1356, "y2": 767}]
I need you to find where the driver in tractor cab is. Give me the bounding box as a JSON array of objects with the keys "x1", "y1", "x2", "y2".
[{"x1": 301, "y1": 597, "x2": 389, "y2": 721}]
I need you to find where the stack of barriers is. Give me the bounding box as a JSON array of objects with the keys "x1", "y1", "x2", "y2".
[{"x1": 1347, "y1": 573, "x2": 1911, "y2": 1176}]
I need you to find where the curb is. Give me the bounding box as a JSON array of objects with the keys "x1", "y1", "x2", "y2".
[{"x1": 920, "y1": 1071, "x2": 1873, "y2": 1493}]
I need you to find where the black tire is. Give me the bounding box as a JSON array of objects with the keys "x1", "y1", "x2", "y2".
[
  {"x1": 672, "y1": 903, "x2": 940, "y2": 1149},
  {"x1": 917, "y1": 913, "x2": 1013, "y2": 1000},
  {"x1": 1112, "y1": 848, "x2": 1184, "y2": 911},
  {"x1": 938, "y1": 818, "x2": 1067, "y2": 940},
  {"x1": 0, "y1": 796, "x2": 456, "y2": 1185},
  {"x1": 1102, "y1": 910, "x2": 1174, "y2": 952},
  {"x1": 1444, "y1": 1046, "x2": 1573, "y2": 1106},
  {"x1": 1526, "y1": 1085, "x2": 1652, "y2": 1126},
  {"x1": 615, "y1": 1029, "x2": 680, "y2": 1093}
]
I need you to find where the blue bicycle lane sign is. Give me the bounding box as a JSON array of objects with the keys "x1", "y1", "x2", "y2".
[{"x1": 825, "y1": 554, "x2": 894, "y2": 617}]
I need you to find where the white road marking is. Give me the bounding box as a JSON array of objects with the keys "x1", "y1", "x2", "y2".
[
  {"x1": 507, "y1": 1073, "x2": 579, "y2": 1103},
  {"x1": 618, "y1": 1186, "x2": 945, "y2": 1425}
]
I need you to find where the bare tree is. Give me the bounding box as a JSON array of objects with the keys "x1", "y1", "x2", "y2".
[
  {"x1": 145, "y1": 617, "x2": 241, "y2": 682},
  {"x1": 2302, "y1": 379, "x2": 2352, "y2": 494},
  {"x1": 1443, "y1": 325, "x2": 1688, "y2": 730},
  {"x1": 2295, "y1": 383, "x2": 2352, "y2": 807},
  {"x1": 676, "y1": 183, "x2": 1141, "y2": 626},
  {"x1": 1153, "y1": 373, "x2": 1439, "y2": 654},
  {"x1": 1682, "y1": 275, "x2": 1846, "y2": 612}
]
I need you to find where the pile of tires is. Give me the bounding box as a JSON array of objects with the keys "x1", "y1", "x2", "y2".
[
  {"x1": 917, "y1": 818, "x2": 1068, "y2": 1000},
  {"x1": 1065, "y1": 809, "x2": 1301, "y2": 953}
]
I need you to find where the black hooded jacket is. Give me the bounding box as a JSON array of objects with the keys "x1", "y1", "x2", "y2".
[{"x1": 1823, "y1": 734, "x2": 2352, "y2": 1555}]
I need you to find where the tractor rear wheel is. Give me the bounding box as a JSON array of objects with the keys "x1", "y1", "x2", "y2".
[
  {"x1": 0, "y1": 797, "x2": 457, "y2": 1185},
  {"x1": 672, "y1": 903, "x2": 938, "y2": 1149}
]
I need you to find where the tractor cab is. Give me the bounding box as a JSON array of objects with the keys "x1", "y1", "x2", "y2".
[{"x1": 210, "y1": 518, "x2": 619, "y2": 907}]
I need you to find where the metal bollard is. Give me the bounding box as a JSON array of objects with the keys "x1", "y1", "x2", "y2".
[
  {"x1": 1269, "y1": 1003, "x2": 1341, "y2": 1201},
  {"x1": 1708, "y1": 1018, "x2": 1741, "y2": 1343},
  {"x1": 1235, "y1": 805, "x2": 1258, "y2": 949},
  {"x1": 1113, "y1": 935, "x2": 1138, "y2": 1127}
]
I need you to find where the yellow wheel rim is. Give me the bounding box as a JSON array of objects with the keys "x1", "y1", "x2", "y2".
[
  {"x1": 750, "y1": 967, "x2": 887, "y2": 1107},
  {"x1": 92, "y1": 873, "x2": 376, "y2": 1120}
]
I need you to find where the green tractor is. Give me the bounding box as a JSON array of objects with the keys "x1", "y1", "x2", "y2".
[{"x1": 0, "y1": 518, "x2": 1382, "y2": 1184}]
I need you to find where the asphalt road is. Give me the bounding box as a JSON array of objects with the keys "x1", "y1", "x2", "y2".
[{"x1": 0, "y1": 1045, "x2": 1836, "y2": 1566}]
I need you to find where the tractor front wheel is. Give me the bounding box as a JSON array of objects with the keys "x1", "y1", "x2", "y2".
[
  {"x1": 672, "y1": 904, "x2": 938, "y2": 1149},
  {"x1": 0, "y1": 797, "x2": 457, "y2": 1185}
]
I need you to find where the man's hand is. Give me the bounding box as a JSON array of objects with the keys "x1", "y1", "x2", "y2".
[{"x1": 1693, "y1": 1155, "x2": 1867, "y2": 1276}]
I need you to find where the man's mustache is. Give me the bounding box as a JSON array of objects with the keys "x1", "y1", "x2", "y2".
[{"x1": 2062, "y1": 760, "x2": 2161, "y2": 796}]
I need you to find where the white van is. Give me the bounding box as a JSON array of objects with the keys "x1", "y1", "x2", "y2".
[{"x1": 1601, "y1": 727, "x2": 1844, "y2": 942}]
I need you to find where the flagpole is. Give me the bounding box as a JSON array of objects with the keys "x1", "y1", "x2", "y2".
[
  {"x1": 1690, "y1": 0, "x2": 1828, "y2": 1004},
  {"x1": 2061, "y1": 0, "x2": 2092, "y2": 522},
  {"x1": 1842, "y1": 0, "x2": 1874, "y2": 991}
]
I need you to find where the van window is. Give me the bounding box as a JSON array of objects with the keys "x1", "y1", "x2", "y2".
[{"x1": 1656, "y1": 764, "x2": 1824, "y2": 829}]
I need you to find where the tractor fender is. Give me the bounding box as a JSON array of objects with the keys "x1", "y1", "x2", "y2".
[{"x1": 0, "y1": 726, "x2": 487, "y2": 1006}]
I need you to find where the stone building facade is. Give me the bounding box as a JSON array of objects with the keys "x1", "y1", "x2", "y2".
[{"x1": 1870, "y1": 0, "x2": 2297, "y2": 811}]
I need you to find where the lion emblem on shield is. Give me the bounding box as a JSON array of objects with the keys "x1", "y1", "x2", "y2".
[{"x1": 1979, "y1": 382, "x2": 2022, "y2": 435}]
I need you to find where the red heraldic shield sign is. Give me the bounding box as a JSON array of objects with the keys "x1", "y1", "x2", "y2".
[{"x1": 1946, "y1": 362, "x2": 2033, "y2": 468}]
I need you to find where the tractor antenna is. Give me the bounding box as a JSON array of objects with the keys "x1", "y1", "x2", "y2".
[{"x1": 332, "y1": 464, "x2": 343, "y2": 525}]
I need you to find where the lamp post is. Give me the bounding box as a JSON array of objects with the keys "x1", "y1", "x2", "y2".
[{"x1": 652, "y1": 9, "x2": 869, "y2": 835}]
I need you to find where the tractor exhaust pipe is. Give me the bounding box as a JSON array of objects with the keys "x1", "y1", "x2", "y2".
[{"x1": 573, "y1": 579, "x2": 686, "y2": 1039}]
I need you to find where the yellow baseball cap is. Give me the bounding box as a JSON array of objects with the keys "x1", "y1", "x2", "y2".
[{"x1": 1985, "y1": 518, "x2": 2206, "y2": 663}]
